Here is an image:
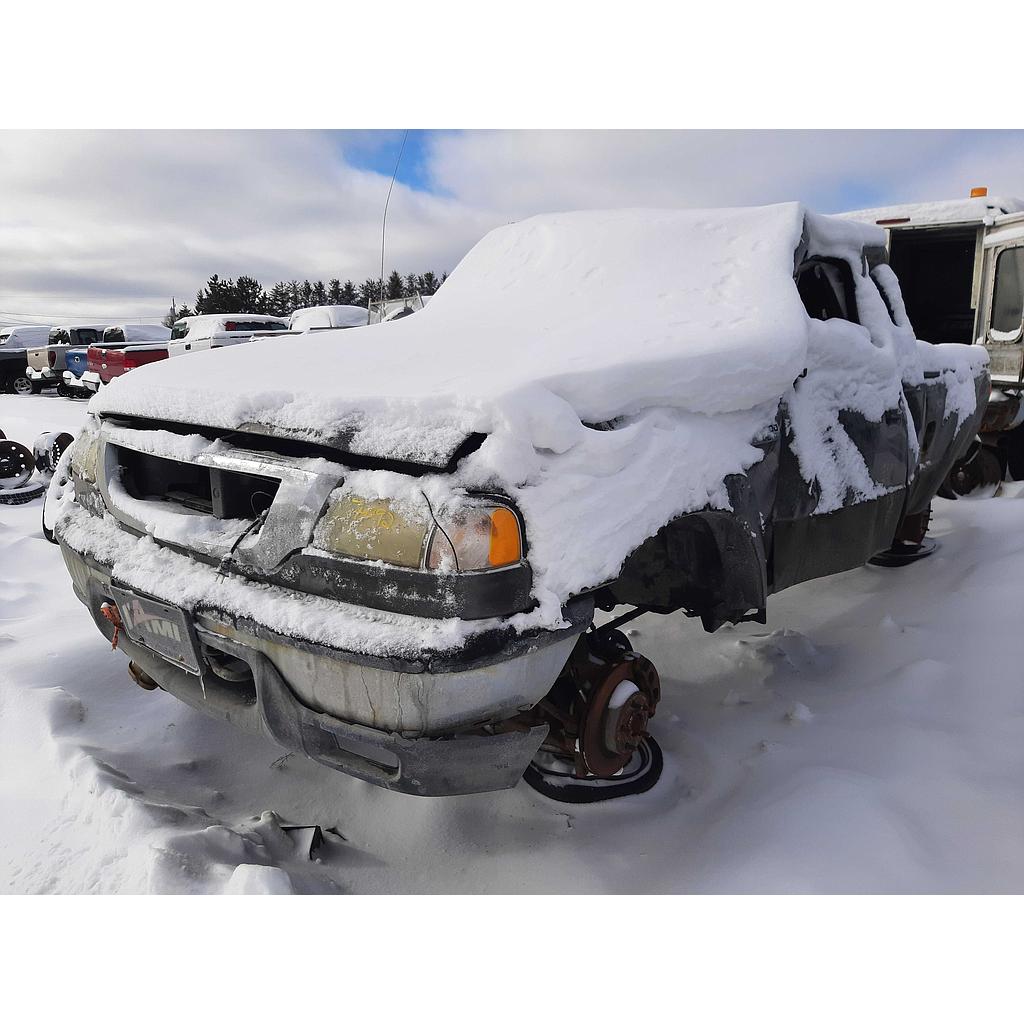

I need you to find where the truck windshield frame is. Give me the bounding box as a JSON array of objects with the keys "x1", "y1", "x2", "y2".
[{"x1": 991, "y1": 245, "x2": 1024, "y2": 342}]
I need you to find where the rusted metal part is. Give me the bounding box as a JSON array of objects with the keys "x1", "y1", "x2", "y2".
[
  {"x1": 522, "y1": 632, "x2": 662, "y2": 780},
  {"x1": 980, "y1": 394, "x2": 1021, "y2": 435},
  {"x1": 127, "y1": 659, "x2": 159, "y2": 691},
  {"x1": 100, "y1": 601, "x2": 122, "y2": 651},
  {"x1": 893, "y1": 506, "x2": 932, "y2": 546},
  {"x1": 946, "y1": 444, "x2": 1003, "y2": 496}
]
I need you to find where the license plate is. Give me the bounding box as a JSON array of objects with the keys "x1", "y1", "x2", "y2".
[{"x1": 111, "y1": 586, "x2": 202, "y2": 675}]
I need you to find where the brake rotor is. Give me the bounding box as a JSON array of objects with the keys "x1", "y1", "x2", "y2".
[{"x1": 578, "y1": 653, "x2": 660, "y2": 778}]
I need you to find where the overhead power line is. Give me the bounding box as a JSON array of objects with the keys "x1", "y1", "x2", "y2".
[{"x1": 0, "y1": 308, "x2": 165, "y2": 324}]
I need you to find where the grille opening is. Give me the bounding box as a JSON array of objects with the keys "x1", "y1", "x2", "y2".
[
  {"x1": 101, "y1": 413, "x2": 485, "y2": 475},
  {"x1": 115, "y1": 446, "x2": 280, "y2": 519}
]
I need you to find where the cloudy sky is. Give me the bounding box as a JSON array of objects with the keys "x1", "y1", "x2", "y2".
[{"x1": 3, "y1": 129, "x2": 1024, "y2": 324}]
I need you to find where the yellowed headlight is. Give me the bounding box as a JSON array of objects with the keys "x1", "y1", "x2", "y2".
[{"x1": 313, "y1": 494, "x2": 429, "y2": 569}]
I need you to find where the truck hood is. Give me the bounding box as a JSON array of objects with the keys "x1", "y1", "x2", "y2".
[{"x1": 91, "y1": 204, "x2": 882, "y2": 467}]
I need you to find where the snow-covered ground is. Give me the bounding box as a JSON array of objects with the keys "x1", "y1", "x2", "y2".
[{"x1": 2, "y1": 392, "x2": 1022, "y2": 894}]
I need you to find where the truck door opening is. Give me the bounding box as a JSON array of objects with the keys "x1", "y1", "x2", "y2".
[{"x1": 888, "y1": 226, "x2": 978, "y2": 344}]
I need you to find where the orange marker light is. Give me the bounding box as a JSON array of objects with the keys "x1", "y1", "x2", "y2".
[
  {"x1": 488, "y1": 508, "x2": 522, "y2": 566},
  {"x1": 970, "y1": 187, "x2": 988, "y2": 198}
]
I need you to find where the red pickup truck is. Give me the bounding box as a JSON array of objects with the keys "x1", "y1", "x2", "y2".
[{"x1": 81, "y1": 325, "x2": 171, "y2": 393}]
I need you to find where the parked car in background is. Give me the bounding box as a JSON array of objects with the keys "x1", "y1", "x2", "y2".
[
  {"x1": 80, "y1": 325, "x2": 171, "y2": 393},
  {"x1": 26, "y1": 324, "x2": 108, "y2": 393},
  {"x1": 843, "y1": 189, "x2": 1024, "y2": 490},
  {"x1": 0, "y1": 324, "x2": 53, "y2": 350},
  {"x1": 0, "y1": 344, "x2": 31, "y2": 394},
  {"x1": 289, "y1": 305, "x2": 368, "y2": 331},
  {"x1": 167, "y1": 314, "x2": 289, "y2": 357}
]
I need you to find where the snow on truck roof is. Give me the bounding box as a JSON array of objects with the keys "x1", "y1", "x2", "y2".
[
  {"x1": 104, "y1": 324, "x2": 171, "y2": 343},
  {"x1": 173, "y1": 314, "x2": 288, "y2": 328},
  {"x1": 94, "y1": 204, "x2": 883, "y2": 464},
  {"x1": 290, "y1": 305, "x2": 368, "y2": 330},
  {"x1": 841, "y1": 195, "x2": 1024, "y2": 228}
]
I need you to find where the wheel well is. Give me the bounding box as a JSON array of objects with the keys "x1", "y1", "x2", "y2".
[{"x1": 600, "y1": 507, "x2": 767, "y2": 632}]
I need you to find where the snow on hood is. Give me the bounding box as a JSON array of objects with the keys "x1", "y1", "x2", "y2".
[{"x1": 93, "y1": 204, "x2": 879, "y2": 464}]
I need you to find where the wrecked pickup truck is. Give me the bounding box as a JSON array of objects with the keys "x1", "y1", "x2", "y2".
[{"x1": 53, "y1": 205, "x2": 987, "y2": 802}]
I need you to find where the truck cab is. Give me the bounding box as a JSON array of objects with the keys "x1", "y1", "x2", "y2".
[
  {"x1": 844, "y1": 190, "x2": 1024, "y2": 486},
  {"x1": 167, "y1": 314, "x2": 289, "y2": 356}
]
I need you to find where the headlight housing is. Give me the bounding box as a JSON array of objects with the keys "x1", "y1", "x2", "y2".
[
  {"x1": 313, "y1": 491, "x2": 523, "y2": 573},
  {"x1": 70, "y1": 428, "x2": 100, "y2": 484},
  {"x1": 425, "y1": 505, "x2": 521, "y2": 571}
]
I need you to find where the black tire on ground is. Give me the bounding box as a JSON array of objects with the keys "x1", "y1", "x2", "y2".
[
  {"x1": 941, "y1": 444, "x2": 1003, "y2": 497},
  {"x1": 0, "y1": 482, "x2": 45, "y2": 505},
  {"x1": 11, "y1": 375, "x2": 32, "y2": 397},
  {"x1": 41, "y1": 501, "x2": 56, "y2": 542},
  {"x1": 522, "y1": 735, "x2": 664, "y2": 804}
]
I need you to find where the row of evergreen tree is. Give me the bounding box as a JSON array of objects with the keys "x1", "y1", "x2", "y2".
[{"x1": 169, "y1": 270, "x2": 447, "y2": 322}]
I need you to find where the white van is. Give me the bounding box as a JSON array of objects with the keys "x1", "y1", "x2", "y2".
[
  {"x1": 0, "y1": 324, "x2": 53, "y2": 349},
  {"x1": 167, "y1": 314, "x2": 290, "y2": 357}
]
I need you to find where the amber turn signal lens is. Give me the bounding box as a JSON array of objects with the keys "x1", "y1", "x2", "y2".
[{"x1": 489, "y1": 507, "x2": 522, "y2": 567}]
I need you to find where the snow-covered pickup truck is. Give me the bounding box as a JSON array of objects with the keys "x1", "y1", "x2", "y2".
[
  {"x1": 79, "y1": 325, "x2": 171, "y2": 394},
  {"x1": 26, "y1": 324, "x2": 107, "y2": 394},
  {"x1": 53, "y1": 205, "x2": 988, "y2": 801},
  {"x1": 167, "y1": 314, "x2": 289, "y2": 356}
]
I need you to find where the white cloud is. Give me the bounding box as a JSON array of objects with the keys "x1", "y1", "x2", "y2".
[
  {"x1": 0, "y1": 130, "x2": 492, "y2": 320},
  {"x1": 2, "y1": 130, "x2": 1024, "y2": 323},
  {"x1": 425, "y1": 130, "x2": 1024, "y2": 215}
]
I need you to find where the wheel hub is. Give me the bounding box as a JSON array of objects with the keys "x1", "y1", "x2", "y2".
[{"x1": 526, "y1": 630, "x2": 661, "y2": 781}]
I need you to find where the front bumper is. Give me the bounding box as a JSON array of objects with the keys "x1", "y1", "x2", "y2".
[
  {"x1": 57, "y1": 535, "x2": 589, "y2": 797},
  {"x1": 61, "y1": 370, "x2": 92, "y2": 395}
]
